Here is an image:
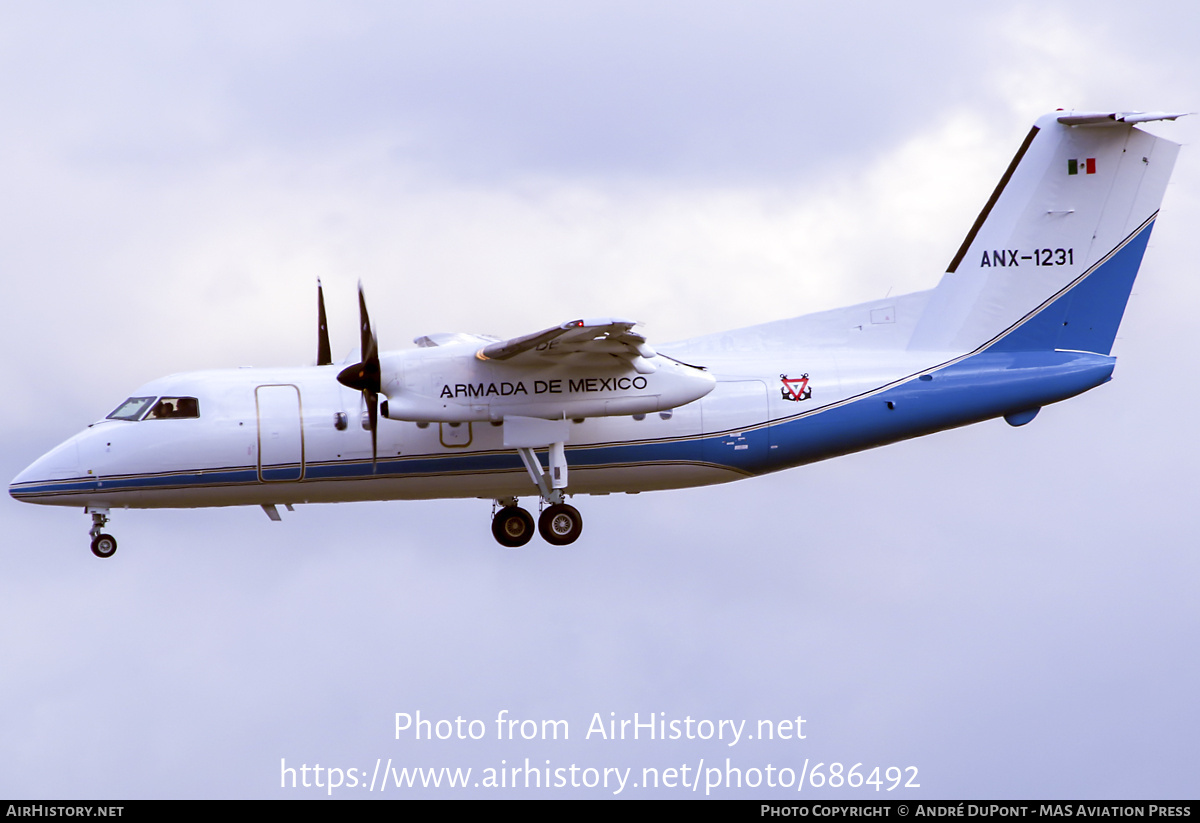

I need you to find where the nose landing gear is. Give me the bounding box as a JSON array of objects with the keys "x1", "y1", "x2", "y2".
[{"x1": 87, "y1": 508, "x2": 117, "y2": 558}]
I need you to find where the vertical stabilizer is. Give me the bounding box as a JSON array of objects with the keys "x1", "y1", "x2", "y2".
[{"x1": 909, "y1": 111, "x2": 1182, "y2": 355}]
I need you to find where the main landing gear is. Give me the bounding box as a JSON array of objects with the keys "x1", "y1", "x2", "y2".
[
  {"x1": 88, "y1": 507, "x2": 117, "y2": 558},
  {"x1": 490, "y1": 500, "x2": 584, "y2": 548},
  {"x1": 484, "y1": 422, "x2": 583, "y2": 551},
  {"x1": 492, "y1": 419, "x2": 584, "y2": 548}
]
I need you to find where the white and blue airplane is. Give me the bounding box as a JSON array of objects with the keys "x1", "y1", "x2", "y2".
[{"x1": 10, "y1": 110, "x2": 1185, "y2": 556}]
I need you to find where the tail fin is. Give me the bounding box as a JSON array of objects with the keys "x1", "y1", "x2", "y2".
[{"x1": 909, "y1": 111, "x2": 1184, "y2": 355}]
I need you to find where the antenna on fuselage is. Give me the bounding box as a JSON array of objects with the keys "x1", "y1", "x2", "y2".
[{"x1": 317, "y1": 278, "x2": 332, "y2": 367}]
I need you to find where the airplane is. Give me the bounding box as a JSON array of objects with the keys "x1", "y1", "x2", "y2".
[{"x1": 9, "y1": 110, "x2": 1186, "y2": 557}]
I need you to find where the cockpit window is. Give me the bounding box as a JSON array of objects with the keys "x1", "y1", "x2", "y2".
[
  {"x1": 146, "y1": 397, "x2": 200, "y2": 420},
  {"x1": 105, "y1": 396, "x2": 201, "y2": 421},
  {"x1": 107, "y1": 396, "x2": 157, "y2": 421}
]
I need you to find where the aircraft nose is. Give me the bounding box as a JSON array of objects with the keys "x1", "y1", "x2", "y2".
[{"x1": 9, "y1": 439, "x2": 80, "y2": 501}]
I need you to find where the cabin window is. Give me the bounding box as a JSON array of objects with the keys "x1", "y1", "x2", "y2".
[
  {"x1": 107, "y1": 396, "x2": 157, "y2": 421},
  {"x1": 146, "y1": 397, "x2": 200, "y2": 420}
]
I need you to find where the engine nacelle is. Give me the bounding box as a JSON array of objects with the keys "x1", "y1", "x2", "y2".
[{"x1": 378, "y1": 346, "x2": 714, "y2": 423}]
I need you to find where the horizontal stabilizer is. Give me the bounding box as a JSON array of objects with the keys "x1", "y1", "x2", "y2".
[{"x1": 1056, "y1": 111, "x2": 1189, "y2": 126}]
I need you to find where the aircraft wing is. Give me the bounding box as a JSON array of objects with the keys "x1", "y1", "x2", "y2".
[{"x1": 477, "y1": 318, "x2": 659, "y2": 373}]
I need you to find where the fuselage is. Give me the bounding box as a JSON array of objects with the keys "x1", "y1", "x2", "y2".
[{"x1": 9, "y1": 341, "x2": 1116, "y2": 511}]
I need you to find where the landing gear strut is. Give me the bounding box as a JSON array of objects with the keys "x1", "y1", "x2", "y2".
[{"x1": 88, "y1": 508, "x2": 117, "y2": 558}]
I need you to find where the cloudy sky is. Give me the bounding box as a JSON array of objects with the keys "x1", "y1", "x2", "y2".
[{"x1": 2, "y1": 0, "x2": 1197, "y2": 799}]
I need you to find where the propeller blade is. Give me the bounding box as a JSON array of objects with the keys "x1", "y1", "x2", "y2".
[
  {"x1": 336, "y1": 285, "x2": 381, "y2": 392},
  {"x1": 317, "y1": 279, "x2": 332, "y2": 367},
  {"x1": 336, "y1": 282, "x2": 382, "y2": 469},
  {"x1": 358, "y1": 283, "x2": 376, "y2": 364}
]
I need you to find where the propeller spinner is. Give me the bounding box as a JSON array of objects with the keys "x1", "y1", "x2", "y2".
[{"x1": 335, "y1": 283, "x2": 382, "y2": 468}]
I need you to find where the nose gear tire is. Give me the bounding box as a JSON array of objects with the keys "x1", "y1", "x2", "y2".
[{"x1": 90, "y1": 534, "x2": 118, "y2": 558}]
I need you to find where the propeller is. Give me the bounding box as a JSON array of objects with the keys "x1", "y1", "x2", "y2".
[
  {"x1": 336, "y1": 283, "x2": 381, "y2": 469},
  {"x1": 316, "y1": 278, "x2": 332, "y2": 367}
]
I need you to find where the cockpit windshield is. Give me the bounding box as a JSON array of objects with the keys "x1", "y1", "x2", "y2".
[
  {"x1": 107, "y1": 397, "x2": 157, "y2": 421},
  {"x1": 106, "y1": 396, "x2": 200, "y2": 421}
]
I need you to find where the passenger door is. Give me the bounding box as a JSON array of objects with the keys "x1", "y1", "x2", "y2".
[{"x1": 256, "y1": 384, "x2": 305, "y2": 481}]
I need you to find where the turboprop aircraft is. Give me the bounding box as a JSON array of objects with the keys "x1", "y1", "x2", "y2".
[{"x1": 10, "y1": 110, "x2": 1186, "y2": 557}]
